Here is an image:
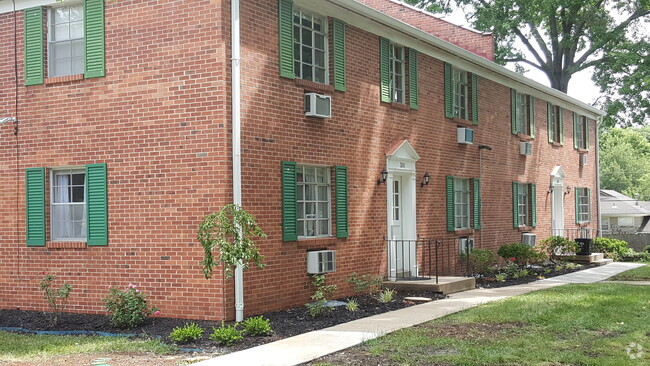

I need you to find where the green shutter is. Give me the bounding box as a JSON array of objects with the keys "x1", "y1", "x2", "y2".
[
  {"x1": 26, "y1": 168, "x2": 46, "y2": 246},
  {"x1": 444, "y1": 63, "x2": 453, "y2": 118},
  {"x1": 471, "y1": 73, "x2": 479, "y2": 125},
  {"x1": 547, "y1": 103, "x2": 554, "y2": 143},
  {"x1": 278, "y1": 0, "x2": 294, "y2": 79},
  {"x1": 379, "y1": 37, "x2": 391, "y2": 103},
  {"x1": 573, "y1": 112, "x2": 579, "y2": 149},
  {"x1": 585, "y1": 118, "x2": 590, "y2": 150},
  {"x1": 86, "y1": 163, "x2": 108, "y2": 246},
  {"x1": 24, "y1": 7, "x2": 43, "y2": 86},
  {"x1": 512, "y1": 182, "x2": 519, "y2": 228},
  {"x1": 281, "y1": 161, "x2": 297, "y2": 241},
  {"x1": 510, "y1": 89, "x2": 519, "y2": 135},
  {"x1": 473, "y1": 178, "x2": 481, "y2": 230},
  {"x1": 559, "y1": 107, "x2": 564, "y2": 145},
  {"x1": 586, "y1": 188, "x2": 591, "y2": 222},
  {"x1": 332, "y1": 19, "x2": 346, "y2": 92},
  {"x1": 84, "y1": 0, "x2": 105, "y2": 78},
  {"x1": 408, "y1": 48, "x2": 418, "y2": 109},
  {"x1": 446, "y1": 176, "x2": 455, "y2": 231},
  {"x1": 335, "y1": 166, "x2": 348, "y2": 238},
  {"x1": 529, "y1": 96, "x2": 535, "y2": 139},
  {"x1": 575, "y1": 187, "x2": 580, "y2": 224},
  {"x1": 530, "y1": 183, "x2": 537, "y2": 227}
]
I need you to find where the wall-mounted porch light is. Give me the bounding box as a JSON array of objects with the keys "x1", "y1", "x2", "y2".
[
  {"x1": 420, "y1": 172, "x2": 431, "y2": 187},
  {"x1": 377, "y1": 169, "x2": 388, "y2": 185},
  {"x1": 564, "y1": 185, "x2": 572, "y2": 195}
]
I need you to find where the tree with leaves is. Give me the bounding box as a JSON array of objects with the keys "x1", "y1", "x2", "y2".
[
  {"x1": 600, "y1": 128, "x2": 650, "y2": 200},
  {"x1": 405, "y1": 0, "x2": 650, "y2": 125}
]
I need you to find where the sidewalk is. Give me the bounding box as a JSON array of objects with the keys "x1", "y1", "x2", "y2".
[{"x1": 194, "y1": 262, "x2": 646, "y2": 366}]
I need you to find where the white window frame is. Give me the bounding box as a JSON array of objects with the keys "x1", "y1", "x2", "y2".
[
  {"x1": 576, "y1": 115, "x2": 587, "y2": 149},
  {"x1": 601, "y1": 217, "x2": 610, "y2": 233},
  {"x1": 296, "y1": 165, "x2": 331, "y2": 238},
  {"x1": 550, "y1": 104, "x2": 561, "y2": 142},
  {"x1": 50, "y1": 168, "x2": 87, "y2": 242},
  {"x1": 577, "y1": 187, "x2": 590, "y2": 223},
  {"x1": 389, "y1": 43, "x2": 405, "y2": 104},
  {"x1": 454, "y1": 178, "x2": 470, "y2": 230},
  {"x1": 47, "y1": 3, "x2": 85, "y2": 78},
  {"x1": 515, "y1": 91, "x2": 529, "y2": 135},
  {"x1": 618, "y1": 217, "x2": 634, "y2": 227},
  {"x1": 517, "y1": 183, "x2": 529, "y2": 226},
  {"x1": 452, "y1": 67, "x2": 468, "y2": 120},
  {"x1": 292, "y1": 8, "x2": 329, "y2": 84}
]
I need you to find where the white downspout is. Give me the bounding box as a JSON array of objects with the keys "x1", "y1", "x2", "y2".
[
  {"x1": 595, "y1": 116, "x2": 603, "y2": 238},
  {"x1": 231, "y1": 0, "x2": 244, "y2": 322}
]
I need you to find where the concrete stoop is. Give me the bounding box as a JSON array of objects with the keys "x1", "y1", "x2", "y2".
[
  {"x1": 382, "y1": 276, "x2": 476, "y2": 294},
  {"x1": 559, "y1": 252, "x2": 613, "y2": 266}
]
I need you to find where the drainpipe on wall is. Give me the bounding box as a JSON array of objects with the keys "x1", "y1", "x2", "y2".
[
  {"x1": 231, "y1": 0, "x2": 244, "y2": 322},
  {"x1": 595, "y1": 116, "x2": 603, "y2": 238}
]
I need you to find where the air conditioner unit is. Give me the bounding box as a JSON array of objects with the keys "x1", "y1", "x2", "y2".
[
  {"x1": 522, "y1": 233, "x2": 536, "y2": 247},
  {"x1": 457, "y1": 127, "x2": 474, "y2": 145},
  {"x1": 304, "y1": 93, "x2": 332, "y2": 118},
  {"x1": 307, "y1": 250, "x2": 336, "y2": 274},
  {"x1": 459, "y1": 237, "x2": 475, "y2": 253},
  {"x1": 519, "y1": 141, "x2": 533, "y2": 156},
  {"x1": 580, "y1": 154, "x2": 588, "y2": 167}
]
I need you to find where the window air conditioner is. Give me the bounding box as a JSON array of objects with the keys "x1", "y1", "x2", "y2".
[
  {"x1": 457, "y1": 127, "x2": 474, "y2": 144},
  {"x1": 522, "y1": 233, "x2": 536, "y2": 247},
  {"x1": 520, "y1": 141, "x2": 533, "y2": 156},
  {"x1": 307, "y1": 250, "x2": 336, "y2": 274},
  {"x1": 304, "y1": 93, "x2": 332, "y2": 118},
  {"x1": 580, "y1": 154, "x2": 588, "y2": 167},
  {"x1": 459, "y1": 237, "x2": 475, "y2": 253}
]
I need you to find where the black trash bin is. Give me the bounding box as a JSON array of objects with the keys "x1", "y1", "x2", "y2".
[{"x1": 575, "y1": 238, "x2": 592, "y2": 255}]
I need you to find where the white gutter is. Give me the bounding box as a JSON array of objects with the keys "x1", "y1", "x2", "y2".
[
  {"x1": 231, "y1": 0, "x2": 244, "y2": 322},
  {"x1": 596, "y1": 116, "x2": 602, "y2": 237}
]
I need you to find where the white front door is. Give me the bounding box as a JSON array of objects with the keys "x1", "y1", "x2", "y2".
[
  {"x1": 391, "y1": 177, "x2": 403, "y2": 240},
  {"x1": 552, "y1": 183, "x2": 565, "y2": 236}
]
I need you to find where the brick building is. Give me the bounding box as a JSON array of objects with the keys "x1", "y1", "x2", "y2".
[{"x1": 0, "y1": 0, "x2": 603, "y2": 321}]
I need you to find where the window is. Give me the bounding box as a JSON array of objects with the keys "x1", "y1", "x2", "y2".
[
  {"x1": 511, "y1": 90, "x2": 535, "y2": 136},
  {"x1": 454, "y1": 178, "x2": 470, "y2": 230},
  {"x1": 576, "y1": 187, "x2": 590, "y2": 223},
  {"x1": 293, "y1": 9, "x2": 328, "y2": 84},
  {"x1": 548, "y1": 103, "x2": 563, "y2": 143},
  {"x1": 517, "y1": 183, "x2": 529, "y2": 226},
  {"x1": 574, "y1": 114, "x2": 588, "y2": 150},
  {"x1": 452, "y1": 67, "x2": 468, "y2": 120},
  {"x1": 296, "y1": 165, "x2": 331, "y2": 238},
  {"x1": 601, "y1": 217, "x2": 610, "y2": 233},
  {"x1": 51, "y1": 169, "x2": 86, "y2": 241},
  {"x1": 618, "y1": 217, "x2": 634, "y2": 227},
  {"x1": 513, "y1": 182, "x2": 537, "y2": 228},
  {"x1": 389, "y1": 43, "x2": 405, "y2": 103},
  {"x1": 48, "y1": 5, "x2": 85, "y2": 77}
]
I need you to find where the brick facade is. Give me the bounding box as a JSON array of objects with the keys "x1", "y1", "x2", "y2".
[{"x1": 0, "y1": 0, "x2": 599, "y2": 321}]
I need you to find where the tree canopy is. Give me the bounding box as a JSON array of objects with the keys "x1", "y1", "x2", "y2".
[
  {"x1": 405, "y1": 0, "x2": 650, "y2": 126},
  {"x1": 599, "y1": 128, "x2": 650, "y2": 200}
]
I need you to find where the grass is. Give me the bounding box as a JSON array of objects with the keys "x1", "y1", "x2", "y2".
[
  {"x1": 318, "y1": 283, "x2": 650, "y2": 365},
  {"x1": 609, "y1": 264, "x2": 650, "y2": 281},
  {"x1": 0, "y1": 331, "x2": 175, "y2": 362}
]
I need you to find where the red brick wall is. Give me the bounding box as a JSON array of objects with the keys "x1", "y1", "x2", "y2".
[
  {"x1": 0, "y1": 0, "x2": 597, "y2": 322},
  {"x1": 0, "y1": 0, "x2": 231, "y2": 320},
  {"x1": 357, "y1": 0, "x2": 495, "y2": 61}
]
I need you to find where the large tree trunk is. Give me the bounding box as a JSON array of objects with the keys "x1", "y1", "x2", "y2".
[{"x1": 548, "y1": 72, "x2": 570, "y2": 93}]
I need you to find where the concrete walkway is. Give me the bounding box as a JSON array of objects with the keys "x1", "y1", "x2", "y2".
[{"x1": 194, "y1": 262, "x2": 646, "y2": 366}]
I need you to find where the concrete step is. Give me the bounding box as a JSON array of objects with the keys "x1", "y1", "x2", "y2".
[
  {"x1": 593, "y1": 258, "x2": 613, "y2": 266},
  {"x1": 560, "y1": 253, "x2": 605, "y2": 263},
  {"x1": 383, "y1": 276, "x2": 476, "y2": 295}
]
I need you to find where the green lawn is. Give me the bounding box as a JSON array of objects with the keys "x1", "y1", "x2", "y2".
[
  {"x1": 316, "y1": 283, "x2": 649, "y2": 365},
  {"x1": 0, "y1": 331, "x2": 175, "y2": 362},
  {"x1": 609, "y1": 264, "x2": 650, "y2": 281}
]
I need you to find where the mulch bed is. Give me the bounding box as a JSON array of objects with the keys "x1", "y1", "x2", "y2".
[
  {"x1": 0, "y1": 290, "x2": 446, "y2": 354},
  {"x1": 475, "y1": 263, "x2": 595, "y2": 288}
]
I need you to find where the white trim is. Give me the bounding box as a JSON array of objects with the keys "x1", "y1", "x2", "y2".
[
  {"x1": 50, "y1": 167, "x2": 87, "y2": 242},
  {"x1": 296, "y1": 0, "x2": 604, "y2": 118}
]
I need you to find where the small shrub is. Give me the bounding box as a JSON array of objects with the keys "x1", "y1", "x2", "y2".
[
  {"x1": 169, "y1": 323, "x2": 204, "y2": 343},
  {"x1": 592, "y1": 237, "x2": 630, "y2": 260},
  {"x1": 305, "y1": 274, "x2": 337, "y2": 318},
  {"x1": 495, "y1": 273, "x2": 507, "y2": 282},
  {"x1": 377, "y1": 288, "x2": 395, "y2": 303},
  {"x1": 644, "y1": 245, "x2": 650, "y2": 254},
  {"x1": 345, "y1": 299, "x2": 359, "y2": 312},
  {"x1": 497, "y1": 243, "x2": 546, "y2": 267},
  {"x1": 518, "y1": 269, "x2": 530, "y2": 278},
  {"x1": 459, "y1": 249, "x2": 498, "y2": 276},
  {"x1": 103, "y1": 284, "x2": 158, "y2": 328},
  {"x1": 242, "y1": 316, "x2": 272, "y2": 336},
  {"x1": 538, "y1": 236, "x2": 579, "y2": 263},
  {"x1": 39, "y1": 274, "x2": 73, "y2": 327},
  {"x1": 347, "y1": 272, "x2": 383, "y2": 294},
  {"x1": 210, "y1": 323, "x2": 243, "y2": 346},
  {"x1": 620, "y1": 252, "x2": 650, "y2": 262}
]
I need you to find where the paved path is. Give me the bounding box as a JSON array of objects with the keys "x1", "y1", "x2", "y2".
[{"x1": 194, "y1": 262, "x2": 646, "y2": 366}]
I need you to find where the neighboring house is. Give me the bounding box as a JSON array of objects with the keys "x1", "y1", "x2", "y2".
[
  {"x1": 600, "y1": 190, "x2": 650, "y2": 234},
  {"x1": 0, "y1": 0, "x2": 603, "y2": 321}
]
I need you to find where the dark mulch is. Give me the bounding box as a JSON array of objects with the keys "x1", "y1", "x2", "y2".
[
  {"x1": 475, "y1": 263, "x2": 595, "y2": 288},
  {"x1": 0, "y1": 290, "x2": 446, "y2": 354}
]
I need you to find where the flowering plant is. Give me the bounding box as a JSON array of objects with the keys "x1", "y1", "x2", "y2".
[{"x1": 103, "y1": 283, "x2": 159, "y2": 328}]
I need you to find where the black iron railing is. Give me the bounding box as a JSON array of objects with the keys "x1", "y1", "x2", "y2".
[{"x1": 550, "y1": 228, "x2": 599, "y2": 241}]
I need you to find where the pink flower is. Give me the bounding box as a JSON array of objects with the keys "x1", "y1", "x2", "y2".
[
  {"x1": 153, "y1": 310, "x2": 161, "y2": 315},
  {"x1": 127, "y1": 283, "x2": 136, "y2": 289},
  {"x1": 41, "y1": 272, "x2": 46, "y2": 275},
  {"x1": 509, "y1": 257, "x2": 516, "y2": 262},
  {"x1": 135, "y1": 289, "x2": 140, "y2": 293}
]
